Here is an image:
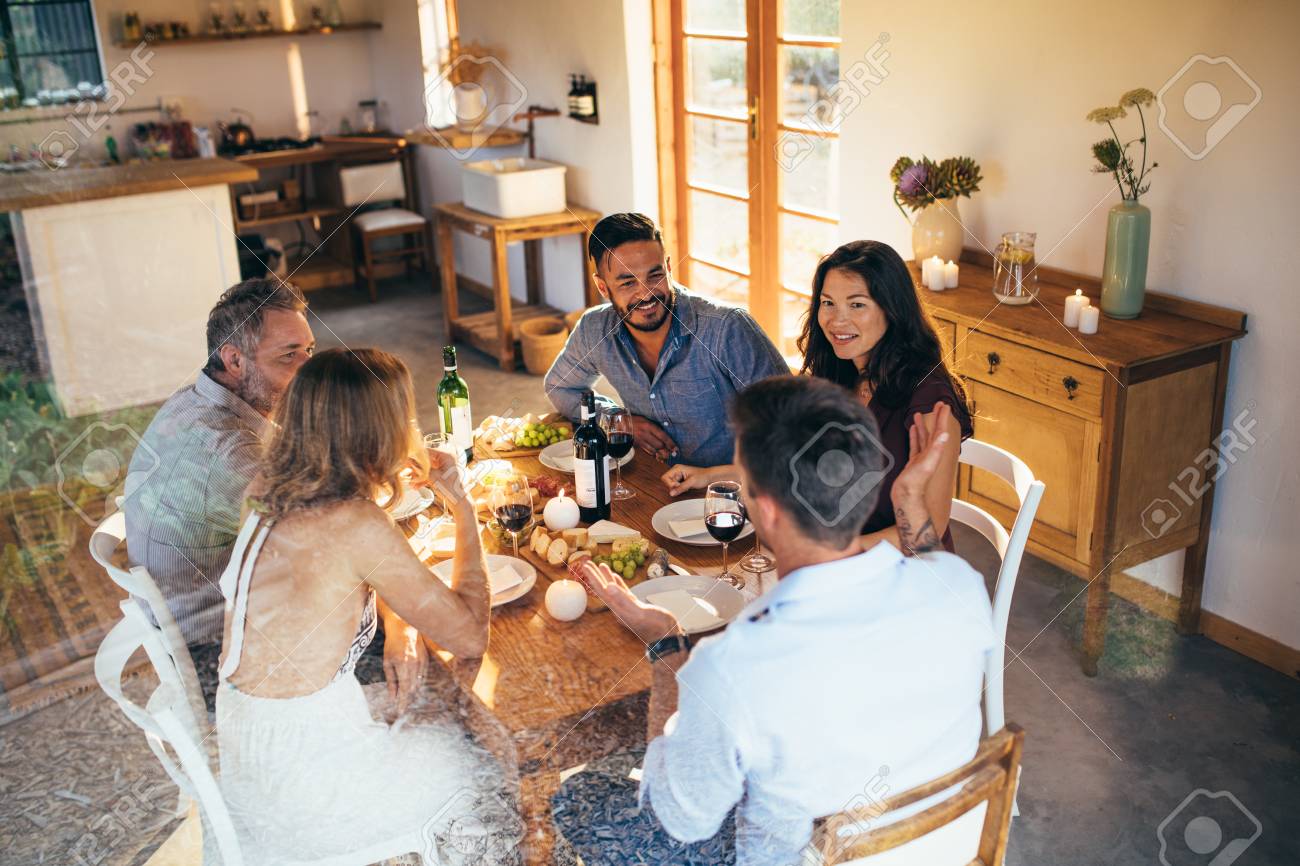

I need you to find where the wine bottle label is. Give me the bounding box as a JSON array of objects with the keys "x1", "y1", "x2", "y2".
[
  {"x1": 574, "y1": 458, "x2": 610, "y2": 509},
  {"x1": 439, "y1": 401, "x2": 473, "y2": 455}
]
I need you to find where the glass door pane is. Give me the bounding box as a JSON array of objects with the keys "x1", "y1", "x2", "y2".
[
  {"x1": 685, "y1": 37, "x2": 747, "y2": 116},
  {"x1": 783, "y1": 0, "x2": 840, "y2": 37},
  {"x1": 690, "y1": 190, "x2": 749, "y2": 274},
  {"x1": 688, "y1": 115, "x2": 748, "y2": 195},
  {"x1": 687, "y1": 0, "x2": 745, "y2": 32}
]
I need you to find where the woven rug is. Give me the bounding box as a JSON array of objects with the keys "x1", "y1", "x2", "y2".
[{"x1": 0, "y1": 484, "x2": 141, "y2": 725}]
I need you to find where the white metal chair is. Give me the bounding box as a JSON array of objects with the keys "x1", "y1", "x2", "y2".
[
  {"x1": 90, "y1": 510, "x2": 212, "y2": 757},
  {"x1": 96, "y1": 596, "x2": 439, "y2": 866},
  {"x1": 950, "y1": 438, "x2": 1044, "y2": 738},
  {"x1": 340, "y1": 159, "x2": 431, "y2": 302}
]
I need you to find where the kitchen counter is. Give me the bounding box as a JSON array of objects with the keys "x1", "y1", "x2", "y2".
[{"x1": 0, "y1": 157, "x2": 256, "y2": 212}]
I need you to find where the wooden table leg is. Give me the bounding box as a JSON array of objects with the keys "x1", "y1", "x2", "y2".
[
  {"x1": 524, "y1": 239, "x2": 542, "y2": 307},
  {"x1": 1081, "y1": 565, "x2": 1115, "y2": 677},
  {"x1": 492, "y1": 229, "x2": 515, "y2": 370},
  {"x1": 437, "y1": 218, "x2": 459, "y2": 343}
]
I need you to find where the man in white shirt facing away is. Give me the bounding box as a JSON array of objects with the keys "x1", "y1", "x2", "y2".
[{"x1": 557, "y1": 374, "x2": 997, "y2": 865}]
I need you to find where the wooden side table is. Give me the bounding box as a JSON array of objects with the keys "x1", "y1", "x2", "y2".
[
  {"x1": 920, "y1": 249, "x2": 1247, "y2": 676},
  {"x1": 433, "y1": 202, "x2": 602, "y2": 369}
]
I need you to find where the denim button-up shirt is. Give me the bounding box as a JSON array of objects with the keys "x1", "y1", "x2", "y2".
[{"x1": 544, "y1": 288, "x2": 790, "y2": 467}]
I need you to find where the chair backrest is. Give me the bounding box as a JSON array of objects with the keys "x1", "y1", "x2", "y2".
[
  {"x1": 96, "y1": 600, "x2": 245, "y2": 866},
  {"x1": 89, "y1": 510, "x2": 212, "y2": 759},
  {"x1": 951, "y1": 439, "x2": 1045, "y2": 736},
  {"x1": 339, "y1": 160, "x2": 406, "y2": 207},
  {"x1": 812, "y1": 724, "x2": 1025, "y2": 866}
]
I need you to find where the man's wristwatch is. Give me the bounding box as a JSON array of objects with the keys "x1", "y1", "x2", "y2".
[{"x1": 645, "y1": 633, "x2": 692, "y2": 663}]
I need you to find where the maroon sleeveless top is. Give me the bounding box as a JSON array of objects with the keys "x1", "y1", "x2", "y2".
[{"x1": 861, "y1": 372, "x2": 974, "y2": 552}]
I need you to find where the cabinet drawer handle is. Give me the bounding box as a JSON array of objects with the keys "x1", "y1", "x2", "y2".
[
  {"x1": 1062, "y1": 376, "x2": 1079, "y2": 399},
  {"x1": 986, "y1": 352, "x2": 1000, "y2": 374}
]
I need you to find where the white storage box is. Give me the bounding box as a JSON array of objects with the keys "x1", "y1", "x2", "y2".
[{"x1": 462, "y1": 157, "x2": 567, "y2": 218}]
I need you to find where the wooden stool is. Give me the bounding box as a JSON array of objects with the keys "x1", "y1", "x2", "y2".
[
  {"x1": 340, "y1": 160, "x2": 432, "y2": 302},
  {"x1": 434, "y1": 202, "x2": 601, "y2": 370}
]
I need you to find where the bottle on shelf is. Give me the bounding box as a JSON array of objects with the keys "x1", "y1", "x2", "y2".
[
  {"x1": 573, "y1": 390, "x2": 611, "y2": 523},
  {"x1": 437, "y1": 345, "x2": 474, "y2": 462},
  {"x1": 566, "y1": 74, "x2": 579, "y2": 116},
  {"x1": 575, "y1": 76, "x2": 597, "y2": 119}
]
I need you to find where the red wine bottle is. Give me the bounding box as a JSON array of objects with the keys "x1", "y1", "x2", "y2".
[{"x1": 573, "y1": 391, "x2": 610, "y2": 522}]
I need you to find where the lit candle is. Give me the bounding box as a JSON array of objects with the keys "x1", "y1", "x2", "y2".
[
  {"x1": 943, "y1": 260, "x2": 959, "y2": 289},
  {"x1": 1078, "y1": 304, "x2": 1100, "y2": 335},
  {"x1": 545, "y1": 579, "x2": 588, "y2": 621},
  {"x1": 1064, "y1": 289, "x2": 1089, "y2": 328},
  {"x1": 921, "y1": 255, "x2": 945, "y2": 290},
  {"x1": 543, "y1": 488, "x2": 580, "y2": 531},
  {"x1": 920, "y1": 256, "x2": 934, "y2": 287}
]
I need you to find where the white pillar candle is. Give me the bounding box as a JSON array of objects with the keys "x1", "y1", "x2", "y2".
[
  {"x1": 1078, "y1": 304, "x2": 1100, "y2": 335},
  {"x1": 1063, "y1": 289, "x2": 1089, "y2": 328},
  {"x1": 920, "y1": 256, "x2": 934, "y2": 287},
  {"x1": 545, "y1": 579, "x2": 588, "y2": 621},
  {"x1": 921, "y1": 256, "x2": 944, "y2": 290},
  {"x1": 943, "y1": 260, "x2": 959, "y2": 289}
]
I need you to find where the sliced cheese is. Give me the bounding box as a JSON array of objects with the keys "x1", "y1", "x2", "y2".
[
  {"x1": 587, "y1": 520, "x2": 641, "y2": 544},
  {"x1": 561, "y1": 527, "x2": 588, "y2": 547}
]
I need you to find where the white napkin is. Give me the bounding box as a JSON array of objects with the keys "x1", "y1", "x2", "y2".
[
  {"x1": 490, "y1": 562, "x2": 524, "y2": 596},
  {"x1": 668, "y1": 517, "x2": 710, "y2": 539},
  {"x1": 647, "y1": 589, "x2": 722, "y2": 631}
]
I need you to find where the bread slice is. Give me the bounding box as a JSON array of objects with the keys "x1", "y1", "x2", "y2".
[{"x1": 546, "y1": 537, "x2": 569, "y2": 566}]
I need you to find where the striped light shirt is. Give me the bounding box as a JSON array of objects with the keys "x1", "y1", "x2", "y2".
[{"x1": 123, "y1": 373, "x2": 269, "y2": 644}]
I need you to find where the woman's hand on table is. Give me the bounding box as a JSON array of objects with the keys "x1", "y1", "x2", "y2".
[
  {"x1": 631, "y1": 415, "x2": 679, "y2": 462},
  {"x1": 661, "y1": 463, "x2": 733, "y2": 497},
  {"x1": 571, "y1": 558, "x2": 681, "y2": 645},
  {"x1": 382, "y1": 611, "x2": 428, "y2": 715}
]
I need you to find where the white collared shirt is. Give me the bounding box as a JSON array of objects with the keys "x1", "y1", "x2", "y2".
[{"x1": 639, "y1": 542, "x2": 996, "y2": 865}]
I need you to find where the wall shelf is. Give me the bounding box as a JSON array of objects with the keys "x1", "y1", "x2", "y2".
[{"x1": 114, "y1": 21, "x2": 380, "y2": 50}]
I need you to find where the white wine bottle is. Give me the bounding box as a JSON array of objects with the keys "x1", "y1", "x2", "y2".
[{"x1": 437, "y1": 345, "x2": 473, "y2": 462}]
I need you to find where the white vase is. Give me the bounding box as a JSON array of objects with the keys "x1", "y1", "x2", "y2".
[
  {"x1": 453, "y1": 84, "x2": 488, "y2": 132},
  {"x1": 911, "y1": 197, "x2": 965, "y2": 263}
]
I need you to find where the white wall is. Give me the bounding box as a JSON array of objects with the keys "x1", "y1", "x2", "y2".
[
  {"x1": 839, "y1": 0, "x2": 1299, "y2": 650},
  {"x1": 399, "y1": 0, "x2": 658, "y2": 312},
  {"x1": 1, "y1": 0, "x2": 379, "y2": 159}
]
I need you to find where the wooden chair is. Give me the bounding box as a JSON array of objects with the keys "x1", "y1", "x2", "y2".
[
  {"x1": 812, "y1": 724, "x2": 1025, "y2": 866},
  {"x1": 89, "y1": 509, "x2": 212, "y2": 759},
  {"x1": 340, "y1": 160, "x2": 431, "y2": 302},
  {"x1": 949, "y1": 439, "x2": 1045, "y2": 738}
]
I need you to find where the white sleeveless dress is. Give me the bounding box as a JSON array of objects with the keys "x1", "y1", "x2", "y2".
[{"x1": 215, "y1": 512, "x2": 517, "y2": 865}]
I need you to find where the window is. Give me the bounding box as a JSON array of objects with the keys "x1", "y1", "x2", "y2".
[{"x1": 0, "y1": 0, "x2": 106, "y2": 110}]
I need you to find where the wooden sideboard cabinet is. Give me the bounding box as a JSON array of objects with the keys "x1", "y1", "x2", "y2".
[{"x1": 918, "y1": 249, "x2": 1247, "y2": 675}]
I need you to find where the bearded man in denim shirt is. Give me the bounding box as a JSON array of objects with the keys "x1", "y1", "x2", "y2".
[{"x1": 544, "y1": 213, "x2": 789, "y2": 467}]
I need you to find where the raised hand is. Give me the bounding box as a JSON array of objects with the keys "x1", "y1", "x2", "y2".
[
  {"x1": 570, "y1": 557, "x2": 680, "y2": 645},
  {"x1": 891, "y1": 403, "x2": 952, "y2": 556}
]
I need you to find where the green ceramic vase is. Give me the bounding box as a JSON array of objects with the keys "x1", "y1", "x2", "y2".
[{"x1": 1100, "y1": 199, "x2": 1151, "y2": 319}]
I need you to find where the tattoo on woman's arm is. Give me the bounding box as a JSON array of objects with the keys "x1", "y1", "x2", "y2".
[{"x1": 895, "y1": 506, "x2": 942, "y2": 556}]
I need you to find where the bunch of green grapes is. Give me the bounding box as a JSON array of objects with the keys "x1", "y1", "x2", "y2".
[
  {"x1": 513, "y1": 421, "x2": 571, "y2": 449},
  {"x1": 592, "y1": 547, "x2": 646, "y2": 581}
]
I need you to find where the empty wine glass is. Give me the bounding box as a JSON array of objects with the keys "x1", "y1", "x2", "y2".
[
  {"x1": 600, "y1": 406, "x2": 636, "y2": 501},
  {"x1": 489, "y1": 471, "x2": 531, "y2": 557},
  {"x1": 705, "y1": 480, "x2": 746, "y2": 589},
  {"x1": 736, "y1": 501, "x2": 775, "y2": 574}
]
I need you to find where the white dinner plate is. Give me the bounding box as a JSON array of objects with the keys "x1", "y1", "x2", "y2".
[
  {"x1": 651, "y1": 498, "x2": 754, "y2": 546},
  {"x1": 538, "y1": 439, "x2": 635, "y2": 474},
  {"x1": 631, "y1": 574, "x2": 746, "y2": 634},
  {"x1": 431, "y1": 554, "x2": 536, "y2": 608}
]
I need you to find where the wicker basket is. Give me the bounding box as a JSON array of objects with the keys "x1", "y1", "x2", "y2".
[
  {"x1": 564, "y1": 305, "x2": 598, "y2": 332},
  {"x1": 518, "y1": 316, "x2": 568, "y2": 375}
]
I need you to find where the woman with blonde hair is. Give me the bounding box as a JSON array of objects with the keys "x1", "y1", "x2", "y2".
[{"x1": 216, "y1": 347, "x2": 509, "y2": 863}]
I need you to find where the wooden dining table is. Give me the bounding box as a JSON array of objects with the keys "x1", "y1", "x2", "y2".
[{"x1": 418, "y1": 441, "x2": 771, "y2": 865}]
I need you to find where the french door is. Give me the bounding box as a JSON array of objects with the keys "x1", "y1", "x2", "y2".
[{"x1": 656, "y1": 0, "x2": 841, "y2": 355}]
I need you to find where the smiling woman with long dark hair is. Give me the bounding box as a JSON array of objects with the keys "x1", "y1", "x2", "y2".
[
  {"x1": 796, "y1": 240, "x2": 972, "y2": 552},
  {"x1": 663, "y1": 240, "x2": 972, "y2": 553}
]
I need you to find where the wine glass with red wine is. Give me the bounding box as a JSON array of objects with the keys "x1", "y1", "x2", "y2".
[
  {"x1": 600, "y1": 407, "x2": 636, "y2": 501},
  {"x1": 489, "y1": 471, "x2": 531, "y2": 557},
  {"x1": 705, "y1": 480, "x2": 746, "y2": 589}
]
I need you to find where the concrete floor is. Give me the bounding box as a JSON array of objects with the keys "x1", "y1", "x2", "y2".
[{"x1": 1, "y1": 273, "x2": 1295, "y2": 865}]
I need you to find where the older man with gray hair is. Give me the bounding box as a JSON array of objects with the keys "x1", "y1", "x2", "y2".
[{"x1": 124, "y1": 278, "x2": 315, "y2": 657}]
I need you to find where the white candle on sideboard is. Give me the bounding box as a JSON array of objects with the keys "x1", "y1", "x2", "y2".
[
  {"x1": 943, "y1": 260, "x2": 959, "y2": 289},
  {"x1": 1078, "y1": 304, "x2": 1100, "y2": 335},
  {"x1": 924, "y1": 255, "x2": 945, "y2": 290},
  {"x1": 1064, "y1": 289, "x2": 1089, "y2": 328}
]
